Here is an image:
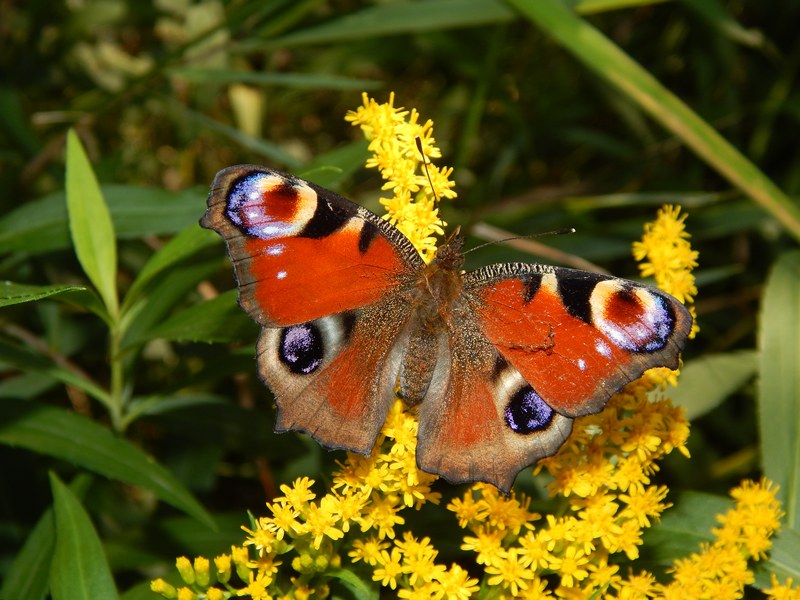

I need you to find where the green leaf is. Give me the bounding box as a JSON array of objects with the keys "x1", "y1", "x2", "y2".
[
  {"x1": 49, "y1": 473, "x2": 119, "y2": 600},
  {"x1": 146, "y1": 289, "x2": 257, "y2": 344},
  {"x1": 642, "y1": 491, "x2": 730, "y2": 564},
  {"x1": 1, "y1": 476, "x2": 92, "y2": 600},
  {"x1": 328, "y1": 568, "x2": 379, "y2": 600},
  {"x1": 668, "y1": 350, "x2": 758, "y2": 420},
  {"x1": 65, "y1": 130, "x2": 119, "y2": 318},
  {"x1": 506, "y1": 0, "x2": 800, "y2": 242},
  {"x1": 0, "y1": 282, "x2": 87, "y2": 308},
  {"x1": 0, "y1": 339, "x2": 111, "y2": 406},
  {"x1": 168, "y1": 67, "x2": 381, "y2": 90},
  {"x1": 755, "y1": 527, "x2": 800, "y2": 588},
  {"x1": 299, "y1": 140, "x2": 370, "y2": 189},
  {"x1": 0, "y1": 400, "x2": 215, "y2": 529},
  {"x1": 173, "y1": 104, "x2": 303, "y2": 169},
  {"x1": 265, "y1": 0, "x2": 515, "y2": 47},
  {"x1": 121, "y1": 260, "x2": 221, "y2": 349},
  {"x1": 759, "y1": 250, "x2": 800, "y2": 528},
  {"x1": 0, "y1": 186, "x2": 205, "y2": 256},
  {"x1": 123, "y1": 225, "x2": 219, "y2": 309}
]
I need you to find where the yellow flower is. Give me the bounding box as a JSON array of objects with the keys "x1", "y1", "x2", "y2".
[
  {"x1": 517, "y1": 531, "x2": 555, "y2": 571},
  {"x1": 358, "y1": 493, "x2": 406, "y2": 540},
  {"x1": 485, "y1": 548, "x2": 534, "y2": 596},
  {"x1": 432, "y1": 564, "x2": 480, "y2": 599},
  {"x1": 766, "y1": 574, "x2": 800, "y2": 599},
  {"x1": 150, "y1": 579, "x2": 176, "y2": 598},
  {"x1": 395, "y1": 531, "x2": 441, "y2": 585},
  {"x1": 349, "y1": 536, "x2": 390, "y2": 566},
  {"x1": 278, "y1": 477, "x2": 316, "y2": 511},
  {"x1": 632, "y1": 204, "x2": 698, "y2": 336},
  {"x1": 549, "y1": 545, "x2": 590, "y2": 588},
  {"x1": 176, "y1": 588, "x2": 196, "y2": 600},
  {"x1": 460, "y1": 526, "x2": 505, "y2": 566},
  {"x1": 294, "y1": 496, "x2": 345, "y2": 549},
  {"x1": 242, "y1": 518, "x2": 278, "y2": 556},
  {"x1": 614, "y1": 571, "x2": 658, "y2": 599},
  {"x1": 373, "y1": 547, "x2": 404, "y2": 589},
  {"x1": 347, "y1": 92, "x2": 455, "y2": 262}
]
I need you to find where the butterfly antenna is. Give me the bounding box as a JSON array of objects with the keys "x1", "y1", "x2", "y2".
[
  {"x1": 464, "y1": 227, "x2": 576, "y2": 255},
  {"x1": 415, "y1": 135, "x2": 439, "y2": 203}
]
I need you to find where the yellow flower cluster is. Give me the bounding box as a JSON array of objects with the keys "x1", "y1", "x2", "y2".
[
  {"x1": 345, "y1": 92, "x2": 456, "y2": 262},
  {"x1": 151, "y1": 95, "x2": 795, "y2": 600},
  {"x1": 633, "y1": 204, "x2": 699, "y2": 337},
  {"x1": 663, "y1": 478, "x2": 784, "y2": 598}
]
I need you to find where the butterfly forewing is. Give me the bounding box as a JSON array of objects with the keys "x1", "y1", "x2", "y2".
[{"x1": 202, "y1": 165, "x2": 422, "y2": 328}]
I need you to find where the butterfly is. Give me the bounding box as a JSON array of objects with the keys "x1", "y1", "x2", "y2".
[{"x1": 201, "y1": 165, "x2": 692, "y2": 492}]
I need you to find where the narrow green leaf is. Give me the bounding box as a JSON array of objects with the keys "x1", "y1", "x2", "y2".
[
  {"x1": 0, "y1": 401, "x2": 215, "y2": 529},
  {"x1": 668, "y1": 350, "x2": 758, "y2": 420},
  {"x1": 49, "y1": 473, "x2": 119, "y2": 600},
  {"x1": 0, "y1": 186, "x2": 204, "y2": 256},
  {"x1": 754, "y1": 527, "x2": 800, "y2": 588},
  {"x1": 266, "y1": 0, "x2": 515, "y2": 47},
  {"x1": 507, "y1": 0, "x2": 800, "y2": 242},
  {"x1": 759, "y1": 250, "x2": 800, "y2": 528},
  {"x1": 1, "y1": 476, "x2": 92, "y2": 600},
  {"x1": 642, "y1": 491, "x2": 730, "y2": 564},
  {"x1": 123, "y1": 226, "x2": 219, "y2": 308},
  {"x1": 146, "y1": 289, "x2": 257, "y2": 344},
  {"x1": 169, "y1": 67, "x2": 381, "y2": 90},
  {"x1": 65, "y1": 130, "x2": 119, "y2": 317},
  {"x1": 299, "y1": 140, "x2": 370, "y2": 189},
  {"x1": 0, "y1": 282, "x2": 87, "y2": 308},
  {"x1": 0, "y1": 339, "x2": 111, "y2": 406},
  {"x1": 173, "y1": 104, "x2": 303, "y2": 169},
  {"x1": 328, "y1": 568, "x2": 379, "y2": 600},
  {"x1": 121, "y1": 260, "x2": 221, "y2": 349}
]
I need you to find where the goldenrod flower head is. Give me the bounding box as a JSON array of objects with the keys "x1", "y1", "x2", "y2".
[
  {"x1": 632, "y1": 204, "x2": 699, "y2": 337},
  {"x1": 347, "y1": 92, "x2": 455, "y2": 263},
  {"x1": 766, "y1": 574, "x2": 800, "y2": 599}
]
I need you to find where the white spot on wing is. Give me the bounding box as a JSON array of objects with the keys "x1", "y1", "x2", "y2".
[{"x1": 595, "y1": 340, "x2": 612, "y2": 358}]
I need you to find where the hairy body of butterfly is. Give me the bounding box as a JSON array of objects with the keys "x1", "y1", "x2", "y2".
[{"x1": 201, "y1": 165, "x2": 692, "y2": 492}]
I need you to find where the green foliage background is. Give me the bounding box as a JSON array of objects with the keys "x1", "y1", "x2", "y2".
[{"x1": 1, "y1": 0, "x2": 800, "y2": 597}]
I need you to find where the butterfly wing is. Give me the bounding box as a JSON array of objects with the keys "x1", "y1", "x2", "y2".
[
  {"x1": 414, "y1": 261, "x2": 691, "y2": 492},
  {"x1": 414, "y1": 319, "x2": 574, "y2": 492},
  {"x1": 202, "y1": 165, "x2": 424, "y2": 327},
  {"x1": 465, "y1": 263, "x2": 692, "y2": 417},
  {"x1": 201, "y1": 165, "x2": 424, "y2": 453}
]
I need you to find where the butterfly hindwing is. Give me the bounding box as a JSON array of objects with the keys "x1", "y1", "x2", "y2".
[
  {"x1": 258, "y1": 300, "x2": 412, "y2": 454},
  {"x1": 413, "y1": 312, "x2": 574, "y2": 492}
]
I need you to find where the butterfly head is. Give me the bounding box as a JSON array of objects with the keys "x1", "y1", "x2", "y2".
[{"x1": 431, "y1": 226, "x2": 465, "y2": 273}]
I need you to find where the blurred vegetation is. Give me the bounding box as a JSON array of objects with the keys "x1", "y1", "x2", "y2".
[{"x1": 1, "y1": 0, "x2": 800, "y2": 597}]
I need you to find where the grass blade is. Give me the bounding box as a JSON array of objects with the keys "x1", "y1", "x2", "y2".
[{"x1": 507, "y1": 0, "x2": 800, "y2": 242}]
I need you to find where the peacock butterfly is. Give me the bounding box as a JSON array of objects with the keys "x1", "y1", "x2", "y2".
[{"x1": 201, "y1": 165, "x2": 692, "y2": 492}]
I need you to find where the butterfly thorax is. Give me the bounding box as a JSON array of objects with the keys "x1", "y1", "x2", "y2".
[{"x1": 398, "y1": 237, "x2": 466, "y2": 407}]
